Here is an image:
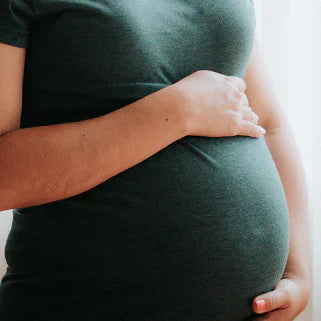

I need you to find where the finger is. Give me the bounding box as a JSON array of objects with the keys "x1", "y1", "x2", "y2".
[
  {"x1": 253, "y1": 306, "x2": 293, "y2": 321},
  {"x1": 237, "y1": 120, "x2": 266, "y2": 138},
  {"x1": 241, "y1": 92, "x2": 249, "y2": 106},
  {"x1": 241, "y1": 106, "x2": 259, "y2": 124},
  {"x1": 226, "y1": 75, "x2": 247, "y2": 92},
  {"x1": 253, "y1": 288, "x2": 291, "y2": 314}
]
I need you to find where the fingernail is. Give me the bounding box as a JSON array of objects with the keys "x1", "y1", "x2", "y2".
[
  {"x1": 259, "y1": 127, "x2": 266, "y2": 134},
  {"x1": 255, "y1": 299, "x2": 266, "y2": 310}
]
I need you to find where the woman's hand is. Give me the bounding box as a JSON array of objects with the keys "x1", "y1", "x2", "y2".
[
  {"x1": 251, "y1": 274, "x2": 311, "y2": 321},
  {"x1": 170, "y1": 70, "x2": 266, "y2": 138}
]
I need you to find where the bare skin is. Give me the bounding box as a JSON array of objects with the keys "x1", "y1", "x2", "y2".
[
  {"x1": 0, "y1": 43, "x2": 262, "y2": 211},
  {"x1": 0, "y1": 23, "x2": 311, "y2": 321},
  {"x1": 244, "y1": 31, "x2": 312, "y2": 321}
]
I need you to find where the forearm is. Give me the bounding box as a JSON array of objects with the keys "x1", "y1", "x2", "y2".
[
  {"x1": 264, "y1": 127, "x2": 312, "y2": 291},
  {"x1": 0, "y1": 86, "x2": 189, "y2": 211}
]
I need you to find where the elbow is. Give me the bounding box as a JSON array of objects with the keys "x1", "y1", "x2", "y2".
[
  {"x1": 0, "y1": 174, "x2": 12, "y2": 212},
  {"x1": 0, "y1": 166, "x2": 11, "y2": 212},
  {"x1": 0, "y1": 190, "x2": 11, "y2": 212},
  {"x1": 0, "y1": 137, "x2": 14, "y2": 211}
]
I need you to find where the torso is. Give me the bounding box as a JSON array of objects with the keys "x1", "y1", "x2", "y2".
[{"x1": 0, "y1": 1, "x2": 289, "y2": 321}]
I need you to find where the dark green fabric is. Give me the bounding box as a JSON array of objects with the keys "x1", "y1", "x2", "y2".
[{"x1": 0, "y1": 1, "x2": 290, "y2": 320}]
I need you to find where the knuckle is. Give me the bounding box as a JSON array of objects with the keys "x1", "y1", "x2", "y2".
[
  {"x1": 241, "y1": 78, "x2": 247, "y2": 90},
  {"x1": 250, "y1": 109, "x2": 257, "y2": 117},
  {"x1": 243, "y1": 106, "x2": 258, "y2": 122},
  {"x1": 237, "y1": 77, "x2": 247, "y2": 90},
  {"x1": 249, "y1": 125, "x2": 258, "y2": 137},
  {"x1": 229, "y1": 116, "x2": 241, "y2": 135},
  {"x1": 223, "y1": 77, "x2": 235, "y2": 89},
  {"x1": 252, "y1": 114, "x2": 259, "y2": 122},
  {"x1": 269, "y1": 295, "x2": 275, "y2": 309},
  {"x1": 244, "y1": 106, "x2": 253, "y2": 114},
  {"x1": 250, "y1": 111, "x2": 259, "y2": 122},
  {"x1": 234, "y1": 90, "x2": 243, "y2": 99},
  {"x1": 224, "y1": 75, "x2": 231, "y2": 82},
  {"x1": 241, "y1": 92, "x2": 249, "y2": 105},
  {"x1": 229, "y1": 76, "x2": 246, "y2": 91},
  {"x1": 242, "y1": 106, "x2": 255, "y2": 121},
  {"x1": 279, "y1": 289, "x2": 291, "y2": 308},
  {"x1": 270, "y1": 292, "x2": 281, "y2": 308},
  {"x1": 196, "y1": 69, "x2": 212, "y2": 77}
]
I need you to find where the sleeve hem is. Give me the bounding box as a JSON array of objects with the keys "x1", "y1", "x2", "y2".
[{"x1": 0, "y1": 28, "x2": 29, "y2": 48}]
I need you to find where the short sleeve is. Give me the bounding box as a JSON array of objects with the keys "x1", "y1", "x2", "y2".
[{"x1": 0, "y1": 0, "x2": 34, "y2": 48}]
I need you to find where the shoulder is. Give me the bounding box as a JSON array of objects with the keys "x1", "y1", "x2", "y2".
[{"x1": 0, "y1": 0, "x2": 37, "y2": 48}]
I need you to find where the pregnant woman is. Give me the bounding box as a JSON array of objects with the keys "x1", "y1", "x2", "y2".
[{"x1": 0, "y1": 0, "x2": 311, "y2": 320}]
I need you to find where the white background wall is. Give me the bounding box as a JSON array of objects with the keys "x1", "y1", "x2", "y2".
[
  {"x1": 0, "y1": 211, "x2": 11, "y2": 278},
  {"x1": 255, "y1": 0, "x2": 321, "y2": 320},
  {"x1": 0, "y1": 0, "x2": 320, "y2": 320}
]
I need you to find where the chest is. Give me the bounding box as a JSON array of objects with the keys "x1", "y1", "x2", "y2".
[{"x1": 26, "y1": 0, "x2": 256, "y2": 94}]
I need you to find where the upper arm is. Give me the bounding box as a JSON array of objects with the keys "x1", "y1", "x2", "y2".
[
  {"x1": 0, "y1": 43, "x2": 26, "y2": 137},
  {"x1": 244, "y1": 31, "x2": 290, "y2": 133},
  {"x1": 0, "y1": 0, "x2": 33, "y2": 137}
]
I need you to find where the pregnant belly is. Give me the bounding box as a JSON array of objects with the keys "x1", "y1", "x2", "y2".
[{"x1": 4, "y1": 135, "x2": 290, "y2": 321}]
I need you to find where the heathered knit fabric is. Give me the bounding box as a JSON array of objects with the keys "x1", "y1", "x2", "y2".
[{"x1": 0, "y1": 1, "x2": 289, "y2": 320}]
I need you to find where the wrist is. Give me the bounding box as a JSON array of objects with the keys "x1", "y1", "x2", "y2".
[{"x1": 162, "y1": 83, "x2": 196, "y2": 137}]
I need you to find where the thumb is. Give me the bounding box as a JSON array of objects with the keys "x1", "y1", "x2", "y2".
[{"x1": 252, "y1": 285, "x2": 290, "y2": 314}]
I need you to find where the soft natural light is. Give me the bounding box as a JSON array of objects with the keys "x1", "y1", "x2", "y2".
[
  {"x1": 0, "y1": 1, "x2": 320, "y2": 320},
  {"x1": 255, "y1": 1, "x2": 321, "y2": 320}
]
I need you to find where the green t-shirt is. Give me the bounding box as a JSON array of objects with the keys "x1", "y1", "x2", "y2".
[{"x1": 0, "y1": 1, "x2": 289, "y2": 321}]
